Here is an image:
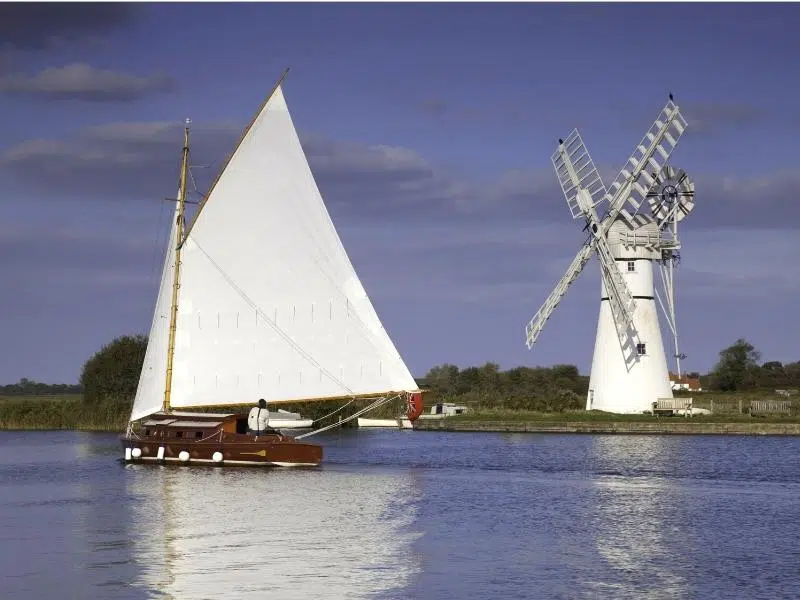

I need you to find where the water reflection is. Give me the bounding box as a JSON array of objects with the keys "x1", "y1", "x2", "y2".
[
  {"x1": 125, "y1": 465, "x2": 422, "y2": 599},
  {"x1": 0, "y1": 433, "x2": 141, "y2": 599},
  {"x1": 584, "y1": 436, "x2": 689, "y2": 600},
  {"x1": 72, "y1": 433, "x2": 145, "y2": 598}
]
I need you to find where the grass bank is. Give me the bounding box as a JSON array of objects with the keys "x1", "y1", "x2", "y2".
[
  {"x1": 413, "y1": 398, "x2": 800, "y2": 435},
  {"x1": 0, "y1": 395, "x2": 407, "y2": 432},
  {"x1": 2, "y1": 392, "x2": 798, "y2": 433},
  {"x1": 449, "y1": 407, "x2": 800, "y2": 424},
  {"x1": 0, "y1": 396, "x2": 128, "y2": 431},
  {"x1": 414, "y1": 418, "x2": 800, "y2": 435}
]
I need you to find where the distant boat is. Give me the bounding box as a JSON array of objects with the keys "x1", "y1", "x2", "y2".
[
  {"x1": 419, "y1": 402, "x2": 468, "y2": 420},
  {"x1": 120, "y1": 69, "x2": 424, "y2": 467},
  {"x1": 357, "y1": 403, "x2": 468, "y2": 429},
  {"x1": 357, "y1": 417, "x2": 413, "y2": 429},
  {"x1": 268, "y1": 409, "x2": 313, "y2": 429}
]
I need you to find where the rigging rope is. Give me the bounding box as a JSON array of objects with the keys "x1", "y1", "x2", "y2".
[
  {"x1": 294, "y1": 393, "x2": 403, "y2": 439},
  {"x1": 309, "y1": 397, "x2": 356, "y2": 424}
]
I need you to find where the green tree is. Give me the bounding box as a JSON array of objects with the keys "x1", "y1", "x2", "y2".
[
  {"x1": 422, "y1": 364, "x2": 460, "y2": 396},
  {"x1": 417, "y1": 362, "x2": 588, "y2": 411},
  {"x1": 760, "y1": 361, "x2": 786, "y2": 388},
  {"x1": 785, "y1": 361, "x2": 800, "y2": 388},
  {"x1": 710, "y1": 339, "x2": 761, "y2": 391},
  {"x1": 477, "y1": 362, "x2": 501, "y2": 391},
  {"x1": 80, "y1": 335, "x2": 148, "y2": 405}
]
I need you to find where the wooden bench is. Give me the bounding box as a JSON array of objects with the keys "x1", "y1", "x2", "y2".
[
  {"x1": 750, "y1": 400, "x2": 792, "y2": 416},
  {"x1": 652, "y1": 398, "x2": 693, "y2": 417}
]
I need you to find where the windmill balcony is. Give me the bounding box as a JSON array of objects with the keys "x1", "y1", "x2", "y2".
[{"x1": 618, "y1": 231, "x2": 662, "y2": 250}]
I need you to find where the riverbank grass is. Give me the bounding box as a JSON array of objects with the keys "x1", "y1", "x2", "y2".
[{"x1": 1, "y1": 392, "x2": 799, "y2": 432}]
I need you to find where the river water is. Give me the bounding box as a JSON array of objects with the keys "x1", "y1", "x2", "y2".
[{"x1": 1, "y1": 429, "x2": 798, "y2": 599}]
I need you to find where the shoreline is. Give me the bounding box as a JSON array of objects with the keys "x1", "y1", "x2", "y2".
[
  {"x1": 5, "y1": 419, "x2": 800, "y2": 436},
  {"x1": 413, "y1": 419, "x2": 800, "y2": 435},
  {"x1": 0, "y1": 425, "x2": 123, "y2": 433}
]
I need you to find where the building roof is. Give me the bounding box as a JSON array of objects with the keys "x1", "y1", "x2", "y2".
[{"x1": 669, "y1": 373, "x2": 702, "y2": 388}]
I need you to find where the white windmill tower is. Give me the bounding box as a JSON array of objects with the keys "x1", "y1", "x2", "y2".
[{"x1": 524, "y1": 96, "x2": 693, "y2": 414}]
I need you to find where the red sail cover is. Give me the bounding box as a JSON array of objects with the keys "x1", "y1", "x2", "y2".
[{"x1": 406, "y1": 392, "x2": 424, "y2": 421}]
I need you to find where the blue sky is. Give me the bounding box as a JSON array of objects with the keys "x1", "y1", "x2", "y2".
[{"x1": 1, "y1": 2, "x2": 798, "y2": 383}]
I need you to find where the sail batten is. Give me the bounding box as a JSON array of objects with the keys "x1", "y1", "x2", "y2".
[{"x1": 130, "y1": 83, "x2": 417, "y2": 420}]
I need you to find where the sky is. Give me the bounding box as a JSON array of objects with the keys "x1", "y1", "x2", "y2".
[{"x1": 1, "y1": 2, "x2": 799, "y2": 384}]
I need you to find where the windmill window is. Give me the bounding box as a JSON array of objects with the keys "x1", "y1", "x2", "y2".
[
  {"x1": 176, "y1": 431, "x2": 183, "y2": 438},
  {"x1": 636, "y1": 343, "x2": 647, "y2": 356},
  {"x1": 627, "y1": 261, "x2": 635, "y2": 272},
  {"x1": 144, "y1": 428, "x2": 151, "y2": 436}
]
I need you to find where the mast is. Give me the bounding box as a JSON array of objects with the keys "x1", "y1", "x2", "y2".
[{"x1": 163, "y1": 119, "x2": 191, "y2": 413}]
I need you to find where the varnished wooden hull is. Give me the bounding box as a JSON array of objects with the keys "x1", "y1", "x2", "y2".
[{"x1": 120, "y1": 432, "x2": 323, "y2": 467}]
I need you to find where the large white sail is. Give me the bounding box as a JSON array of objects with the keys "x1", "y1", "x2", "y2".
[
  {"x1": 130, "y1": 202, "x2": 180, "y2": 422},
  {"x1": 131, "y1": 84, "x2": 417, "y2": 419}
]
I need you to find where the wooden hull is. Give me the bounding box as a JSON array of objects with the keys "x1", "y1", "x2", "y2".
[{"x1": 120, "y1": 432, "x2": 323, "y2": 467}]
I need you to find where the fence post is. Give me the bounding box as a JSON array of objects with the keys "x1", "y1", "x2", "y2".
[{"x1": 738, "y1": 398, "x2": 742, "y2": 414}]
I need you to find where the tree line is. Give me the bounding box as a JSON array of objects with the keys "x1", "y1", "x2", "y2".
[
  {"x1": 418, "y1": 362, "x2": 588, "y2": 411},
  {"x1": 0, "y1": 378, "x2": 81, "y2": 396},
  {"x1": 3, "y1": 336, "x2": 797, "y2": 412},
  {"x1": 705, "y1": 338, "x2": 800, "y2": 392},
  {"x1": 417, "y1": 339, "x2": 799, "y2": 409}
]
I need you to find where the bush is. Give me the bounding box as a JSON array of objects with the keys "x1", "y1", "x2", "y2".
[{"x1": 80, "y1": 334, "x2": 148, "y2": 405}]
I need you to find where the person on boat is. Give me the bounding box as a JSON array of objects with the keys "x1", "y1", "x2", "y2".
[{"x1": 248, "y1": 399, "x2": 271, "y2": 436}]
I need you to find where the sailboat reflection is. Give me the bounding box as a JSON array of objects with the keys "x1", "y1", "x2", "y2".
[
  {"x1": 125, "y1": 464, "x2": 422, "y2": 599},
  {"x1": 585, "y1": 436, "x2": 690, "y2": 599}
]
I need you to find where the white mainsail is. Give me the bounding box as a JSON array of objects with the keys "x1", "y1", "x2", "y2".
[{"x1": 130, "y1": 84, "x2": 417, "y2": 422}]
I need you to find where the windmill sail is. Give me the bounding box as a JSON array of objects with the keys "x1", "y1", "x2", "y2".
[{"x1": 130, "y1": 85, "x2": 417, "y2": 423}]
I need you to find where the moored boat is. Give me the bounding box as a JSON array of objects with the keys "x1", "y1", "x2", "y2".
[
  {"x1": 268, "y1": 409, "x2": 314, "y2": 429},
  {"x1": 357, "y1": 417, "x2": 413, "y2": 429}
]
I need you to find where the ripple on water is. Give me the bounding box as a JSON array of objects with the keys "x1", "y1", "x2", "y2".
[{"x1": 2, "y1": 430, "x2": 800, "y2": 600}]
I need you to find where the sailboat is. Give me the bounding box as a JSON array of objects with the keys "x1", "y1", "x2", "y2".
[{"x1": 121, "y1": 69, "x2": 424, "y2": 467}]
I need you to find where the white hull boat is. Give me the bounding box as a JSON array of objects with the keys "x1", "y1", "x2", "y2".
[{"x1": 357, "y1": 417, "x2": 413, "y2": 429}]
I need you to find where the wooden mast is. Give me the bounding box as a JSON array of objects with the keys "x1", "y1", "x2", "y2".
[{"x1": 163, "y1": 119, "x2": 191, "y2": 414}]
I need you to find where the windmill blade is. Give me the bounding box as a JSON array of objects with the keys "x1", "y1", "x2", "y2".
[
  {"x1": 552, "y1": 129, "x2": 608, "y2": 219},
  {"x1": 601, "y1": 99, "x2": 688, "y2": 226},
  {"x1": 577, "y1": 186, "x2": 638, "y2": 342},
  {"x1": 594, "y1": 235, "x2": 637, "y2": 342},
  {"x1": 525, "y1": 242, "x2": 594, "y2": 349}
]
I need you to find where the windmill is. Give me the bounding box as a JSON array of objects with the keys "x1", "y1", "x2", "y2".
[{"x1": 524, "y1": 96, "x2": 694, "y2": 414}]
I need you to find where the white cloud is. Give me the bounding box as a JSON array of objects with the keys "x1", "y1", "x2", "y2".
[{"x1": 0, "y1": 63, "x2": 173, "y2": 101}]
